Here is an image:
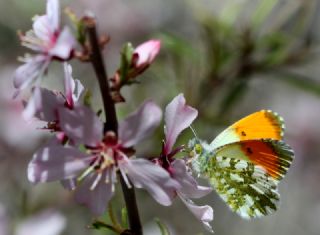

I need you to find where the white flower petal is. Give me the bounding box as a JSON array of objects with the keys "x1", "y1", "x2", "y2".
[
  {"x1": 72, "y1": 79, "x2": 84, "y2": 103},
  {"x1": 179, "y1": 194, "x2": 214, "y2": 233},
  {"x1": 33, "y1": 15, "x2": 52, "y2": 43},
  {"x1": 58, "y1": 106, "x2": 103, "y2": 146},
  {"x1": 13, "y1": 55, "x2": 48, "y2": 90},
  {"x1": 47, "y1": 0, "x2": 60, "y2": 32},
  {"x1": 33, "y1": 0, "x2": 60, "y2": 42},
  {"x1": 172, "y1": 159, "x2": 212, "y2": 198},
  {"x1": 49, "y1": 27, "x2": 75, "y2": 59},
  {"x1": 75, "y1": 171, "x2": 115, "y2": 215},
  {"x1": 120, "y1": 158, "x2": 180, "y2": 206},
  {"x1": 164, "y1": 94, "x2": 198, "y2": 154},
  {"x1": 63, "y1": 63, "x2": 84, "y2": 108},
  {"x1": 63, "y1": 63, "x2": 74, "y2": 107},
  {"x1": 28, "y1": 146, "x2": 90, "y2": 183},
  {"x1": 119, "y1": 100, "x2": 162, "y2": 148},
  {"x1": 23, "y1": 86, "x2": 64, "y2": 121}
]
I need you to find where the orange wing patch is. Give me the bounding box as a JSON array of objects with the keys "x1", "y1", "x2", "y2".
[
  {"x1": 232, "y1": 110, "x2": 284, "y2": 141},
  {"x1": 240, "y1": 140, "x2": 293, "y2": 180}
]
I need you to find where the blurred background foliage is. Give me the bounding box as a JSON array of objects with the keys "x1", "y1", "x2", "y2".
[{"x1": 1, "y1": 0, "x2": 320, "y2": 235}]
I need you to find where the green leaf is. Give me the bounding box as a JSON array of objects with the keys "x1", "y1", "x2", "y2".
[
  {"x1": 90, "y1": 220, "x2": 118, "y2": 233},
  {"x1": 107, "y1": 202, "x2": 123, "y2": 233},
  {"x1": 121, "y1": 207, "x2": 128, "y2": 228},
  {"x1": 65, "y1": 8, "x2": 86, "y2": 45},
  {"x1": 77, "y1": 21, "x2": 86, "y2": 45},
  {"x1": 155, "y1": 218, "x2": 170, "y2": 235},
  {"x1": 120, "y1": 42, "x2": 134, "y2": 82},
  {"x1": 83, "y1": 89, "x2": 92, "y2": 107}
]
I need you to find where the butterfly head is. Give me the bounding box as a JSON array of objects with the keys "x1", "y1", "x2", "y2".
[
  {"x1": 187, "y1": 138, "x2": 211, "y2": 174},
  {"x1": 187, "y1": 138, "x2": 202, "y2": 157}
]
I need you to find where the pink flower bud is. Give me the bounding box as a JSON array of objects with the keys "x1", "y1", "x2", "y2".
[{"x1": 133, "y1": 39, "x2": 161, "y2": 68}]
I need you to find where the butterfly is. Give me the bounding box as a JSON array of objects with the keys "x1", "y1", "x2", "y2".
[{"x1": 188, "y1": 110, "x2": 294, "y2": 219}]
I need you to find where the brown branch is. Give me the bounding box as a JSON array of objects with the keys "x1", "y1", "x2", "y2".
[{"x1": 84, "y1": 17, "x2": 118, "y2": 133}]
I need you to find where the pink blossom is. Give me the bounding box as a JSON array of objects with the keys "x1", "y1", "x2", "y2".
[
  {"x1": 163, "y1": 93, "x2": 198, "y2": 155},
  {"x1": 28, "y1": 100, "x2": 179, "y2": 215},
  {"x1": 14, "y1": 0, "x2": 76, "y2": 91},
  {"x1": 23, "y1": 63, "x2": 96, "y2": 190},
  {"x1": 23, "y1": 63, "x2": 85, "y2": 151},
  {"x1": 23, "y1": 63, "x2": 84, "y2": 124},
  {"x1": 133, "y1": 39, "x2": 161, "y2": 71},
  {"x1": 156, "y1": 94, "x2": 213, "y2": 231}
]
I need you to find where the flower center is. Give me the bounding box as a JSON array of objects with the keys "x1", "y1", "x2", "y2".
[
  {"x1": 46, "y1": 121, "x2": 61, "y2": 132},
  {"x1": 91, "y1": 150, "x2": 115, "y2": 173}
]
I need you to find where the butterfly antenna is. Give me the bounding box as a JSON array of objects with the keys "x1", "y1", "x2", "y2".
[{"x1": 190, "y1": 125, "x2": 199, "y2": 139}]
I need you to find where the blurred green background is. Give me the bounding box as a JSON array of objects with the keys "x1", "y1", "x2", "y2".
[{"x1": 1, "y1": 0, "x2": 320, "y2": 234}]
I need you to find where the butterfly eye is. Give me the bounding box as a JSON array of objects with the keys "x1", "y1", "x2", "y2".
[{"x1": 195, "y1": 144, "x2": 202, "y2": 154}]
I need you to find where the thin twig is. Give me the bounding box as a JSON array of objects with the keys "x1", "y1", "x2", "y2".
[{"x1": 84, "y1": 17, "x2": 118, "y2": 133}]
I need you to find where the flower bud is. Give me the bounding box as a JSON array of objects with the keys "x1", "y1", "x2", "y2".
[{"x1": 133, "y1": 39, "x2": 161, "y2": 70}]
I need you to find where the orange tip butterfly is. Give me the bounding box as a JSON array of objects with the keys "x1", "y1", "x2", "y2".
[{"x1": 188, "y1": 110, "x2": 294, "y2": 219}]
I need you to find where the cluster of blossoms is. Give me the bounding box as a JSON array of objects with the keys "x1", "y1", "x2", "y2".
[{"x1": 13, "y1": 0, "x2": 214, "y2": 233}]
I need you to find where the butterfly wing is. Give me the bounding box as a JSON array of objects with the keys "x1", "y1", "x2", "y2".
[
  {"x1": 205, "y1": 155, "x2": 279, "y2": 219},
  {"x1": 210, "y1": 110, "x2": 285, "y2": 150},
  {"x1": 214, "y1": 139, "x2": 294, "y2": 181},
  {"x1": 197, "y1": 139, "x2": 294, "y2": 218}
]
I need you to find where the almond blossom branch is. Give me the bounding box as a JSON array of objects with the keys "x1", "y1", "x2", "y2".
[{"x1": 83, "y1": 17, "x2": 142, "y2": 235}]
